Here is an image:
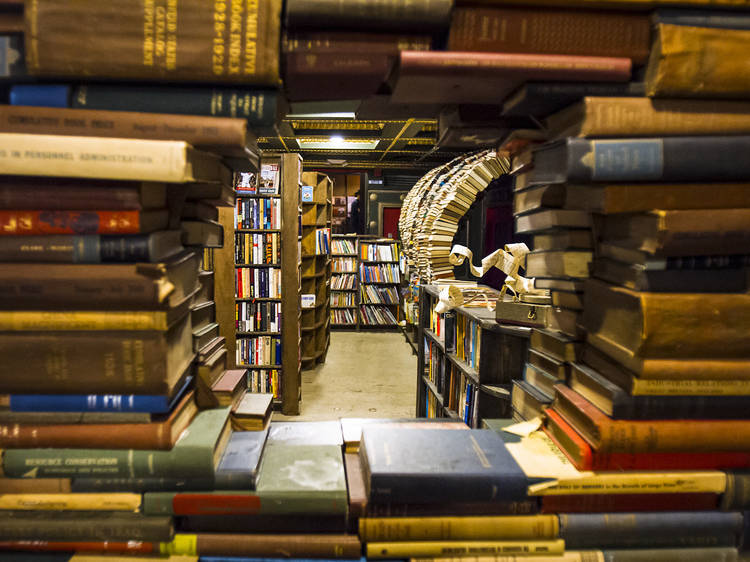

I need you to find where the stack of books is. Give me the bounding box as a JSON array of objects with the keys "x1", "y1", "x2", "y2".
[{"x1": 399, "y1": 150, "x2": 508, "y2": 282}]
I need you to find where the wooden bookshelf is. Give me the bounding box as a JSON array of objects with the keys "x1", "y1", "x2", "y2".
[
  {"x1": 231, "y1": 155, "x2": 302, "y2": 415},
  {"x1": 300, "y1": 171, "x2": 332, "y2": 370},
  {"x1": 358, "y1": 238, "x2": 402, "y2": 329},
  {"x1": 415, "y1": 284, "x2": 531, "y2": 427},
  {"x1": 330, "y1": 234, "x2": 360, "y2": 329}
]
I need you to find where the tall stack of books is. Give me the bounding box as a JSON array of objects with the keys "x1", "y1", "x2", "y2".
[{"x1": 508, "y1": 4, "x2": 750, "y2": 557}]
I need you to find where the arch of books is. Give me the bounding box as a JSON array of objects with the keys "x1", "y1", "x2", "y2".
[{"x1": 399, "y1": 150, "x2": 510, "y2": 283}]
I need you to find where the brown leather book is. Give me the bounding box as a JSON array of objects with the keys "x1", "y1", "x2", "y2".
[
  {"x1": 448, "y1": 7, "x2": 650, "y2": 63},
  {"x1": 0, "y1": 105, "x2": 251, "y2": 156},
  {"x1": 391, "y1": 51, "x2": 632, "y2": 105},
  {"x1": 193, "y1": 533, "x2": 362, "y2": 558},
  {"x1": 25, "y1": 0, "x2": 282, "y2": 85},
  {"x1": 212, "y1": 368, "x2": 248, "y2": 408},
  {"x1": 0, "y1": 391, "x2": 197, "y2": 450}
]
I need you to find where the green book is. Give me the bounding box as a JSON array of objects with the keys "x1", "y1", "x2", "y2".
[
  {"x1": 256, "y1": 443, "x2": 348, "y2": 515},
  {"x1": 2, "y1": 407, "x2": 231, "y2": 479}
]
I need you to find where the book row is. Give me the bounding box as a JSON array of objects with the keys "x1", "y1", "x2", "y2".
[
  {"x1": 235, "y1": 302, "x2": 281, "y2": 334},
  {"x1": 234, "y1": 233, "x2": 280, "y2": 266},
  {"x1": 235, "y1": 268, "x2": 282, "y2": 300},
  {"x1": 235, "y1": 336, "x2": 282, "y2": 368},
  {"x1": 235, "y1": 197, "x2": 281, "y2": 231},
  {"x1": 360, "y1": 264, "x2": 400, "y2": 284}
]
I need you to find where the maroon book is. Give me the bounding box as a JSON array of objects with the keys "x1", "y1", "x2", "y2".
[
  {"x1": 541, "y1": 492, "x2": 718, "y2": 513},
  {"x1": 391, "y1": 51, "x2": 632, "y2": 105}
]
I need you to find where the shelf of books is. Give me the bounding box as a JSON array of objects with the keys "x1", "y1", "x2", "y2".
[
  {"x1": 300, "y1": 171, "x2": 332, "y2": 369},
  {"x1": 358, "y1": 238, "x2": 402, "y2": 329},
  {"x1": 416, "y1": 284, "x2": 531, "y2": 426},
  {"x1": 233, "y1": 155, "x2": 302, "y2": 415},
  {"x1": 330, "y1": 234, "x2": 360, "y2": 329}
]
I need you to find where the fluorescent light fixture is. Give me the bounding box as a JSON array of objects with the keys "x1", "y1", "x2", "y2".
[
  {"x1": 286, "y1": 112, "x2": 357, "y2": 119},
  {"x1": 297, "y1": 138, "x2": 380, "y2": 150}
]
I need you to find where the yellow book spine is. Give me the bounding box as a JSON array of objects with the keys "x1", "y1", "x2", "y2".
[
  {"x1": 160, "y1": 534, "x2": 198, "y2": 556},
  {"x1": 630, "y1": 378, "x2": 750, "y2": 396},
  {"x1": 412, "y1": 552, "x2": 603, "y2": 562},
  {"x1": 0, "y1": 310, "x2": 169, "y2": 331},
  {"x1": 0, "y1": 493, "x2": 141, "y2": 511},
  {"x1": 529, "y1": 471, "x2": 726, "y2": 496},
  {"x1": 0, "y1": 133, "x2": 190, "y2": 182},
  {"x1": 359, "y1": 515, "x2": 559, "y2": 542},
  {"x1": 366, "y1": 539, "x2": 565, "y2": 559}
]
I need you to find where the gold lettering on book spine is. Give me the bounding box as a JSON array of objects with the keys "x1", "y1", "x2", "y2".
[
  {"x1": 228, "y1": 0, "x2": 243, "y2": 74},
  {"x1": 213, "y1": 0, "x2": 227, "y2": 75},
  {"x1": 166, "y1": 0, "x2": 178, "y2": 70},
  {"x1": 143, "y1": 0, "x2": 155, "y2": 66},
  {"x1": 244, "y1": 0, "x2": 259, "y2": 75}
]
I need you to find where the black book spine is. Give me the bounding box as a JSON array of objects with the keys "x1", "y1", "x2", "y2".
[
  {"x1": 613, "y1": 394, "x2": 750, "y2": 420},
  {"x1": 566, "y1": 137, "x2": 750, "y2": 183},
  {"x1": 72, "y1": 85, "x2": 278, "y2": 128},
  {"x1": 636, "y1": 269, "x2": 748, "y2": 293},
  {"x1": 72, "y1": 477, "x2": 216, "y2": 492},
  {"x1": 99, "y1": 234, "x2": 152, "y2": 263}
]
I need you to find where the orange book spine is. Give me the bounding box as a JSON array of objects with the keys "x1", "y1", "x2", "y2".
[{"x1": 0, "y1": 210, "x2": 141, "y2": 235}]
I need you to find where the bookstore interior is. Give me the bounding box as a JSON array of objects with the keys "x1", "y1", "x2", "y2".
[{"x1": 3, "y1": 0, "x2": 750, "y2": 560}]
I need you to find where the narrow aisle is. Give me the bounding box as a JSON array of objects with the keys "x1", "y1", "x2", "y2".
[{"x1": 275, "y1": 331, "x2": 417, "y2": 421}]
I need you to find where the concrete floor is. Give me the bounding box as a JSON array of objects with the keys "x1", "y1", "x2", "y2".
[{"x1": 274, "y1": 331, "x2": 417, "y2": 421}]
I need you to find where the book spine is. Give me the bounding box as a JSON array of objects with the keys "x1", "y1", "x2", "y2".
[
  {"x1": 26, "y1": 0, "x2": 281, "y2": 85},
  {"x1": 0, "y1": 513, "x2": 173, "y2": 542},
  {"x1": 368, "y1": 473, "x2": 528, "y2": 505},
  {"x1": 541, "y1": 493, "x2": 718, "y2": 514},
  {"x1": 0, "y1": 105, "x2": 248, "y2": 148},
  {"x1": 646, "y1": 23, "x2": 750, "y2": 97},
  {"x1": 0, "y1": 310, "x2": 169, "y2": 331},
  {"x1": 162, "y1": 533, "x2": 363, "y2": 558},
  {"x1": 448, "y1": 7, "x2": 650, "y2": 63},
  {"x1": 0, "y1": 540, "x2": 156, "y2": 554},
  {"x1": 559, "y1": 512, "x2": 743, "y2": 550},
  {"x1": 365, "y1": 539, "x2": 566, "y2": 559},
  {"x1": 533, "y1": 472, "x2": 726, "y2": 495},
  {"x1": 595, "y1": 451, "x2": 750, "y2": 471},
  {"x1": 283, "y1": 32, "x2": 432, "y2": 53},
  {"x1": 0, "y1": 493, "x2": 142, "y2": 511},
  {"x1": 568, "y1": 137, "x2": 750, "y2": 183},
  {"x1": 721, "y1": 472, "x2": 750, "y2": 510},
  {"x1": 0, "y1": 234, "x2": 163, "y2": 263},
  {"x1": 359, "y1": 515, "x2": 559, "y2": 541},
  {"x1": 72, "y1": 85, "x2": 279, "y2": 128},
  {"x1": 0, "y1": 332, "x2": 171, "y2": 394},
  {"x1": 71, "y1": 477, "x2": 216, "y2": 493},
  {"x1": 612, "y1": 393, "x2": 750, "y2": 419},
  {"x1": 0, "y1": 421, "x2": 170, "y2": 450},
  {"x1": 0, "y1": 210, "x2": 142, "y2": 235},
  {"x1": 9, "y1": 84, "x2": 70, "y2": 107},
  {"x1": 3, "y1": 448, "x2": 144, "y2": 478},
  {"x1": 0, "y1": 35, "x2": 25, "y2": 77},
  {"x1": 284, "y1": 0, "x2": 452, "y2": 32},
  {"x1": 143, "y1": 492, "x2": 262, "y2": 516},
  {"x1": 8, "y1": 393, "x2": 169, "y2": 413}
]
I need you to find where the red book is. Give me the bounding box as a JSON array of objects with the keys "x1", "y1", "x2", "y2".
[
  {"x1": 541, "y1": 492, "x2": 718, "y2": 513},
  {"x1": 545, "y1": 407, "x2": 750, "y2": 471},
  {"x1": 0, "y1": 541, "x2": 155, "y2": 553},
  {"x1": 0, "y1": 209, "x2": 168, "y2": 235},
  {"x1": 172, "y1": 492, "x2": 262, "y2": 515},
  {"x1": 391, "y1": 50, "x2": 631, "y2": 105}
]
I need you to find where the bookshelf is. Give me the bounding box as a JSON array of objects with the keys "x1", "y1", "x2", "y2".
[
  {"x1": 330, "y1": 233, "x2": 360, "y2": 329},
  {"x1": 300, "y1": 171, "x2": 332, "y2": 370},
  {"x1": 231, "y1": 155, "x2": 302, "y2": 415},
  {"x1": 359, "y1": 238, "x2": 402, "y2": 329},
  {"x1": 416, "y1": 284, "x2": 531, "y2": 427}
]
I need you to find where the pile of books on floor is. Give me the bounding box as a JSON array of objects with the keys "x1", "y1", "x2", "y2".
[{"x1": 399, "y1": 150, "x2": 509, "y2": 282}]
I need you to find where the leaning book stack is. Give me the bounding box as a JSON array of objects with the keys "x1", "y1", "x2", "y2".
[{"x1": 508, "y1": 6, "x2": 750, "y2": 557}]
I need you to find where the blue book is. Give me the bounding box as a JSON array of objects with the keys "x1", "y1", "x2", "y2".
[
  {"x1": 6, "y1": 376, "x2": 192, "y2": 414},
  {"x1": 215, "y1": 427, "x2": 270, "y2": 490},
  {"x1": 360, "y1": 427, "x2": 528, "y2": 504},
  {"x1": 9, "y1": 84, "x2": 70, "y2": 107},
  {"x1": 655, "y1": 9, "x2": 750, "y2": 29}
]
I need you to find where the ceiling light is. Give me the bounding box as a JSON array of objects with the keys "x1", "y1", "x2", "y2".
[
  {"x1": 327, "y1": 159, "x2": 348, "y2": 166},
  {"x1": 329, "y1": 135, "x2": 345, "y2": 146},
  {"x1": 297, "y1": 138, "x2": 380, "y2": 150}
]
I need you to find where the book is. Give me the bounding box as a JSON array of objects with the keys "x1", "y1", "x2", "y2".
[
  {"x1": 256, "y1": 443, "x2": 348, "y2": 515},
  {"x1": 531, "y1": 329, "x2": 580, "y2": 363},
  {"x1": 568, "y1": 362, "x2": 750, "y2": 419},
  {"x1": 0, "y1": 134, "x2": 226, "y2": 183},
  {"x1": 0, "y1": 105, "x2": 252, "y2": 156},
  {"x1": 360, "y1": 427, "x2": 528, "y2": 504},
  {"x1": 26, "y1": 0, "x2": 281, "y2": 85},
  {"x1": 284, "y1": 0, "x2": 452, "y2": 32},
  {"x1": 268, "y1": 420, "x2": 344, "y2": 446},
  {"x1": 0, "y1": 34, "x2": 24, "y2": 77},
  {"x1": 515, "y1": 210, "x2": 591, "y2": 234},
  {"x1": 591, "y1": 256, "x2": 750, "y2": 292},
  {"x1": 502, "y1": 81, "x2": 645, "y2": 118},
  {"x1": 181, "y1": 220, "x2": 224, "y2": 248},
  {"x1": 0, "y1": 250, "x2": 199, "y2": 309},
  {"x1": 646, "y1": 21, "x2": 750, "y2": 98},
  {"x1": 0, "y1": 209, "x2": 169, "y2": 236},
  {"x1": 541, "y1": 493, "x2": 719, "y2": 514},
  {"x1": 526, "y1": 136, "x2": 750, "y2": 185},
  {"x1": 359, "y1": 514, "x2": 559, "y2": 541},
  {"x1": 495, "y1": 297, "x2": 550, "y2": 328},
  {"x1": 390, "y1": 51, "x2": 632, "y2": 105},
  {"x1": 160, "y1": 533, "x2": 362, "y2": 558},
  {"x1": 545, "y1": 406, "x2": 750, "y2": 471},
  {"x1": 559, "y1": 512, "x2": 743, "y2": 550},
  {"x1": 211, "y1": 369, "x2": 247, "y2": 409},
  {"x1": 448, "y1": 7, "x2": 650, "y2": 62},
  {"x1": 583, "y1": 278, "x2": 750, "y2": 364},
  {"x1": 0, "y1": 492, "x2": 140, "y2": 512},
  {"x1": 213, "y1": 428, "x2": 269, "y2": 490},
  {"x1": 177, "y1": 514, "x2": 348, "y2": 534},
  {"x1": 0, "y1": 230, "x2": 184, "y2": 263},
  {"x1": 512, "y1": 379, "x2": 553, "y2": 421},
  {"x1": 547, "y1": 97, "x2": 750, "y2": 139},
  {"x1": 0, "y1": 314, "x2": 194, "y2": 395},
  {"x1": 0, "y1": 511, "x2": 174, "y2": 542},
  {"x1": 231, "y1": 393, "x2": 273, "y2": 431},
  {"x1": 366, "y1": 539, "x2": 566, "y2": 559},
  {"x1": 339, "y1": 417, "x2": 469, "y2": 454},
  {"x1": 597, "y1": 209, "x2": 750, "y2": 257},
  {"x1": 528, "y1": 350, "x2": 568, "y2": 385},
  {"x1": 0, "y1": 390, "x2": 197, "y2": 450},
  {"x1": 525, "y1": 250, "x2": 593, "y2": 279},
  {"x1": 553, "y1": 383, "x2": 750, "y2": 452},
  {"x1": 2, "y1": 407, "x2": 232, "y2": 479},
  {"x1": 532, "y1": 231, "x2": 593, "y2": 251},
  {"x1": 551, "y1": 291, "x2": 583, "y2": 310}
]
